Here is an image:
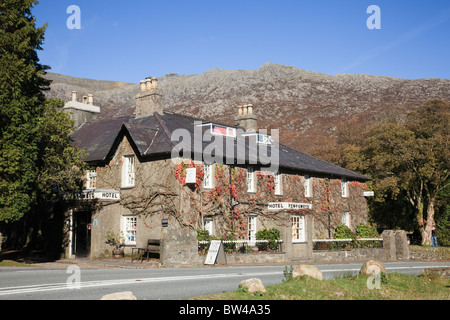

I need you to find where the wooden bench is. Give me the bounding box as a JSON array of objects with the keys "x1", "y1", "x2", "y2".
[{"x1": 131, "y1": 239, "x2": 160, "y2": 263}]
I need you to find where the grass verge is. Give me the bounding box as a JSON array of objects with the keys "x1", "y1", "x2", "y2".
[{"x1": 190, "y1": 272, "x2": 449, "y2": 300}]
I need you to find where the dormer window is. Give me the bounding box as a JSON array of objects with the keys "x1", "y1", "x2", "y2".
[
  {"x1": 256, "y1": 133, "x2": 272, "y2": 145},
  {"x1": 211, "y1": 124, "x2": 236, "y2": 138},
  {"x1": 241, "y1": 132, "x2": 272, "y2": 145}
]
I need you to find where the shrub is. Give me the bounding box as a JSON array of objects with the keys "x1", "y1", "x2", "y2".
[
  {"x1": 256, "y1": 228, "x2": 281, "y2": 251},
  {"x1": 333, "y1": 224, "x2": 355, "y2": 250},
  {"x1": 355, "y1": 223, "x2": 380, "y2": 238},
  {"x1": 197, "y1": 229, "x2": 211, "y2": 242},
  {"x1": 334, "y1": 224, "x2": 356, "y2": 240}
]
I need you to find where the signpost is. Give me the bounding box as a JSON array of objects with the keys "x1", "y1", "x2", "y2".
[{"x1": 204, "y1": 240, "x2": 227, "y2": 265}]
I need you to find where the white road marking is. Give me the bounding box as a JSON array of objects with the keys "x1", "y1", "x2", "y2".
[{"x1": 0, "y1": 271, "x2": 279, "y2": 296}]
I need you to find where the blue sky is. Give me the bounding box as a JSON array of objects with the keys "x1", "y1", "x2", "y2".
[{"x1": 32, "y1": 0, "x2": 450, "y2": 83}]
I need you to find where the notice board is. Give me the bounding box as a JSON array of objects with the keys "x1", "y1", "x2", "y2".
[{"x1": 204, "y1": 240, "x2": 227, "y2": 265}]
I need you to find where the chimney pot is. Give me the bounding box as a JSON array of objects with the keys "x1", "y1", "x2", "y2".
[
  {"x1": 243, "y1": 104, "x2": 248, "y2": 115},
  {"x1": 247, "y1": 104, "x2": 253, "y2": 115},
  {"x1": 151, "y1": 78, "x2": 158, "y2": 90},
  {"x1": 140, "y1": 80, "x2": 147, "y2": 92},
  {"x1": 146, "y1": 79, "x2": 152, "y2": 91},
  {"x1": 72, "y1": 91, "x2": 77, "y2": 102},
  {"x1": 88, "y1": 94, "x2": 94, "y2": 105},
  {"x1": 238, "y1": 105, "x2": 243, "y2": 116},
  {"x1": 82, "y1": 96, "x2": 88, "y2": 104}
]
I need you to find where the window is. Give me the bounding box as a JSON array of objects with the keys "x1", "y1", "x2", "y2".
[
  {"x1": 341, "y1": 212, "x2": 350, "y2": 228},
  {"x1": 341, "y1": 179, "x2": 348, "y2": 198},
  {"x1": 211, "y1": 124, "x2": 236, "y2": 138},
  {"x1": 256, "y1": 133, "x2": 272, "y2": 145},
  {"x1": 304, "y1": 175, "x2": 312, "y2": 198},
  {"x1": 291, "y1": 215, "x2": 306, "y2": 243},
  {"x1": 123, "y1": 216, "x2": 137, "y2": 245},
  {"x1": 203, "y1": 163, "x2": 214, "y2": 189},
  {"x1": 274, "y1": 172, "x2": 282, "y2": 195},
  {"x1": 86, "y1": 169, "x2": 97, "y2": 190},
  {"x1": 204, "y1": 218, "x2": 213, "y2": 236},
  {"x1": 122, "y1": 155, "x2": 135, "y2": 188},
  {"x1": 248, "y1": 215, "x2": 257, "y2": 246},
  {"x1": 247, "y1": 167, "x2": 256, "y2": 193}
]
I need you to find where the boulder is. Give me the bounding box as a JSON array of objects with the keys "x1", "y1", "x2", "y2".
[
  {"x1": 238, "y1": 278, "x2": 266, "y2": 294},
  {"x1": 292, "y1": 265, "x2": 323, "y2": 280},
  {"x1": 101, "y1": 291, "x2": 137, "y2": 300},
  {"x1": 360, "y1": 260, "x2": 387, "y2": 276}
]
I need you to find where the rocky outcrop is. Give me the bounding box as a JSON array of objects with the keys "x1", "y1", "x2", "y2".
[{"x1": 44, "y1": 63, "x2": 450, "y2": 154}]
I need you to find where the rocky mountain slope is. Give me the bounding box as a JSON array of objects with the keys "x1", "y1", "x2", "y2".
[{"x1": 44, "y1": 63, "x2": 450, "y2": 153}]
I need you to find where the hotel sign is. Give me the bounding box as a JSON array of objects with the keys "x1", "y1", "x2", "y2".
[
  {"x1": 268, "y1": 202, "x2": 312, "y2": 211},
  {"x1": 71, "y1": 189, "x2": 120, "y2": 200}
]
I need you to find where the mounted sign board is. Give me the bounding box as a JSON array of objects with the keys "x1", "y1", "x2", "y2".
[
  {"x1": 70, "y1": 189, "x2": 120, "y2": 200},
  {"x1": 268, "y1": 202, "x2": 312, "y2": 211},
  {"x1": 204, "y1": 240, "x2": 227, "y2": 265},
  {"x1": 185, "y1": 167, "x2": 197, "y2": 184},
  {"x1": 364, "y1": 191, "x2": 375, "y2": 197}
]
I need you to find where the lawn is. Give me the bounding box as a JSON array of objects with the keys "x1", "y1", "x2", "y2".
[{"x1": 191, "y1": 271, "x2": 449, "y2": 300}]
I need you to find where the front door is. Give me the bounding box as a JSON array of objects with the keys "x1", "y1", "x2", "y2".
[{"x1": 72, "y1": 211, "x2": 92, "y2": 257}]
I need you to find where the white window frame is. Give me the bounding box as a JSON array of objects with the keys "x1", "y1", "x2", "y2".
[
  {"x1": 274, "y1": 172, "x2": 282, "y2": 196},
  {"x1": 122, "y1": 216, "x2": 137, "y2": 245},
  {"x1": 304, "y1": 175, "x2": 312, "y2": 198},
  {"x1": 86, "y1": 169, "x2": 97, "y2": 190},
  {"x1": 342, "y1": 211, "x2": 350, "y2": 228},
  {"x1": 203, "y1": 163, "x2": 214, "y2": 189},
  {"x1": 341, "y1": 178, "x2": 348, "y2": 198},
  {"x1": 247, "y1": 167, "x2": 256, "y2": 193},
  {"x1": 210, "y1": 124, "x2": 236, "y2": 138},
  {"x1": 291, "y1": 215, "x2": 306, "y2": 243},
  {"x1": 122, "y1": 155, "x2": 135, "y2": 188},
  {"x1": 248, "y1": 215, "x2": 257, "y2": 246},
  {"x1": 203, "y1": 217, "x2": 213, "y2": 236}
]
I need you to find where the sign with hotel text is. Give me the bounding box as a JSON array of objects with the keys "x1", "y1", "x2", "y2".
[
  {"x1": 72, "y1": 189, "x2": 120, "y2": 201},
  {"x1": 267, "y1": 202, "x2": 312, "y2": 210}
]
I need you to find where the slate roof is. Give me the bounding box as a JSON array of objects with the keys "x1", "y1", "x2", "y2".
[{"x1": 71, "y1": 112, "x2": 370, "y2": 181}]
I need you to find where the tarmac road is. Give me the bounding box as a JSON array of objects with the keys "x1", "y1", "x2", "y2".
[{"x1": 0, "y1": 261, "x2": 448, "y2": 300}]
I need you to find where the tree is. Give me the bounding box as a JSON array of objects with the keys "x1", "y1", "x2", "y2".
[
  {"x1": 35, "y1": 99, "x2": 86, "y2": 198},
  {"x1": 406, "y1": 100, "x2": 449, "y2": 244},
  {"x1": 0, "y1": 0, "x2": 49, "y2": 222},
  {"x1": 344, "y1": 100, "x2": 449, "y2": 245},
  {"x1": 1, "y1": 1, "x2": 87, "y2": 228}
]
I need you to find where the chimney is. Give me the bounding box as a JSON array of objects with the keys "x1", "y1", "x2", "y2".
[
  {"x1": 135, "y1": 77, "x2": 163, "y2": 117},
  {"x1": 234, "y1": 104, "x2": 258, "y2": 131},
  {"x1": 82, "y1": 95, "x2": 88, "y2": 104},
  {"x1": 88, "y1": 94, "x2": 94, "y2": 105},
  {"x1": 72, "y1": 91, "x2": 77, "y2": 102}
]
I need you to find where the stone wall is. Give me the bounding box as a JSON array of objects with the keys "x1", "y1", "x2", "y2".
[
  {"x1": 313, "y1": 248, "x2": 386, "y2": 263},
  {"x1": 409, "y1": 246, "x2": 450, "y2": 261},
  {"x1": 160, "y1": 229, "x2": 203, "y2": 266}
]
